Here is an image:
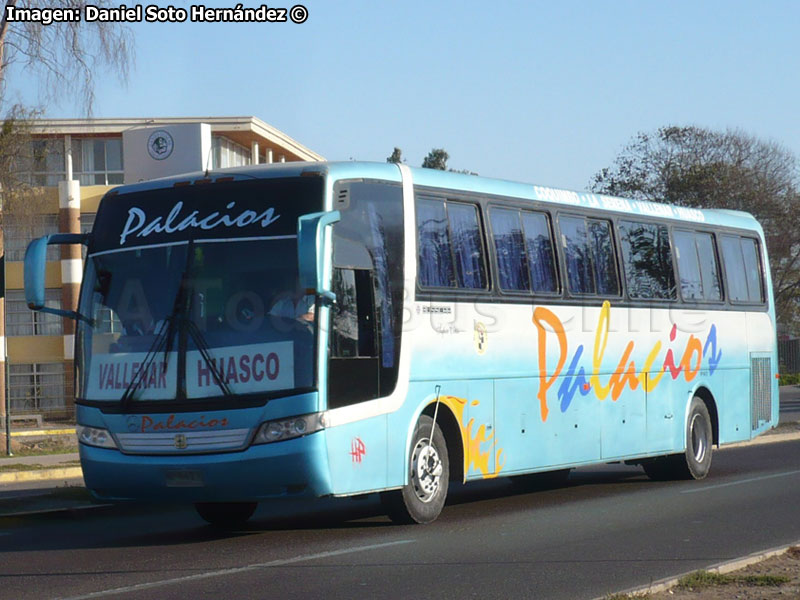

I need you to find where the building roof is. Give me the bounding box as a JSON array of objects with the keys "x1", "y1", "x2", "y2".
[{"x1": 29, "y1": 116, "x2": 324, "y2": 162}]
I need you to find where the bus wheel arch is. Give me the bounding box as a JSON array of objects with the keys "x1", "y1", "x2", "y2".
[
  {"x1": 421, "y1": 403, "x2": 464, "y2": 484},
  {"x1": 643, "y1": 394, "x2": 714, "y2": 481},
  {"x1": 381, "y1": 413, "x2": 452, "y2": 524},
  {"x1": 693, "y1": 386, "x2": 719, "y2": 446}
]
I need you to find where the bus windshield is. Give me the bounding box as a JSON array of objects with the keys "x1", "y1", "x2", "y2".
[{"x1": 74, "y1": 176, "x2": 323, "y2": 404}]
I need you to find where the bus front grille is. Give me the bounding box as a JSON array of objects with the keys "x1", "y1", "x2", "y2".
[{"x1": 115, "y1": 428, "x2": 252, "y2": 454}]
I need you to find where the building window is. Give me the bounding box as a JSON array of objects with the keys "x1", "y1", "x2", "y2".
[
  {"x1": 3, "y1": 214, "x2": 59, "y2": 261},
  {"x1": 7, "y1": 363, "x2": 66, "y2": 415},
  {"x1": 20, "y1": 138, "x2": 65, "y2": 186},
  {"x1": 72, "y1": 138, "x2": 123, "y2": 185},
  {"x1": 212, "y1": 136, "x2": 251, "y2": 169},
  {"x1": 5, "y1": 290, "x2": 63, "y2": 336}
]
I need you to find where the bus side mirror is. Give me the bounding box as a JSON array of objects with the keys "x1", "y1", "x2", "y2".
[
  {"x1": 297, "y1": 211, "x2": 341, "y2": 303},
  {"x1": 24, "y1": 233, "x2": 89, "y2": 321}
]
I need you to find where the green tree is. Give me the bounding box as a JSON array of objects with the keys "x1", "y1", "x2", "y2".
[
  {"x1": 422, "y1": 148, "x2": 449, "y2": 170},
  {"x1": 592, "y1": 125, "x2": 800, "y2": 329},
  {"x1": 386, "y1": 147, "x2": 403, "y2": 164}
]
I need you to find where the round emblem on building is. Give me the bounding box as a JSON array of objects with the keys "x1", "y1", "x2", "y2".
[{"x1": 147, "y1": 129, "x2": 174, "y2": 160}]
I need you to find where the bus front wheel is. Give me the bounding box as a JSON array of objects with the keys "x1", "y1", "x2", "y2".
[
  {"x1": 381, "y1": 415, "x2": 449, "y2": 524},
  {"x1": 195, "y1": 501, "x2": 258, "y2": 527},
  {"x1": 643, "y1": 396, "x2": 713, "y2": 481}
]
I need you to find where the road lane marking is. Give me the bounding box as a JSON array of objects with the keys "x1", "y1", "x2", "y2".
[
  {"x1": 681, "y1": 468, "x2": 800, "y2": 494},
  {"x1": 58, "y1": 539, "x2": 414, "y2": 600}
]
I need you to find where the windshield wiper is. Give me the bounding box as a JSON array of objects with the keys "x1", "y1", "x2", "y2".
[{"x1": 120, "y1": 240, "x2": 231, "y2": 406}]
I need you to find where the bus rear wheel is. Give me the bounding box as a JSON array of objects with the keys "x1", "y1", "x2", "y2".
[
  {"x1": 195, "y1": 501, "x2": 258, "y2": 527},
  {"x1": 643, "y1": 396, "x2": 713, "y2": 481},
  {"x1": 381, "y1": 415, "x2": 449, "y2": 524}
]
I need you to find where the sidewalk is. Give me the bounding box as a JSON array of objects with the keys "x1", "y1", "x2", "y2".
[{"x1": 0, "y1": 452, "x2": 94, "y2": 516}]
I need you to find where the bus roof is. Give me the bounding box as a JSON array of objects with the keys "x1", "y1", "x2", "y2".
[{"x1": 108, "y1": 161, "x2": 763, "y2": 234}]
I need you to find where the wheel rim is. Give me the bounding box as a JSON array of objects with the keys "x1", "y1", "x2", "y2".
[
  {"x1": 690, "y1": 413, "x2": 708, "y2": 463},
  {"x1": 410, "y1": 438, "x2": 443, "y2": 503}
]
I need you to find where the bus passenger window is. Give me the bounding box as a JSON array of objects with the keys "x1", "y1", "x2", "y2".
[
  {"x1": 559, "y1": 216, "x2": 619, "y2": 296},
  {"x1": 674, "y1": 230, "x2": 704, "y2": 300},
  {"x1": 696, "y1": 233, "x2": 723, "y2": 301},
  {"x1": 521, "y1": 211, "x2": 558, "y2": 293},
  {"x1": 721, "y1": 236, "x2": 764, "y2": 303},
  {"x1": 447, "y1": 202, "x2": 487, "y2": 289},
  {"x1": 588, "y1": 220, "x2": 619, "y2": 296},
  {"x1": 417, "y1": 199, "x2": 455, "y2": 288},
  {"x1": 618, "y1": 220, "x2": 676, "y2": 300},
  {"x1": 560, "y1": 216, "x2": 594, "y2": 294},
  {"x1": 490, "y1": 208, "x2": 530, "y2": 292},
  {"x1": 674, "y1": 230, "x2": 722, "y2": 302}
]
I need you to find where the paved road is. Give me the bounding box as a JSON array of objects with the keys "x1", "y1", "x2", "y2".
[{"x1": 2, "y1": 439, "x2": 800, "y2": 600}]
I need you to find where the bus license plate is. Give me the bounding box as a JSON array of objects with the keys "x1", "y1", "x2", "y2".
[{"x1": 165, "y1": 469, "x2": 204, "y2": 487}]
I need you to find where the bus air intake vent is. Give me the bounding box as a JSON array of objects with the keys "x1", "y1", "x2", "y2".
[
  {"x1": 115, "y1": 428, "x2": 251, "y2": 454},
  {"x1": 750, "y1": 356, "x2": 771, "y2": 430}
]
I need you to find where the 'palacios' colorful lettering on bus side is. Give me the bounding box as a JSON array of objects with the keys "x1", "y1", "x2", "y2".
[{"x1": 533, "y1": 301, "x2": 722, "y2": 422}]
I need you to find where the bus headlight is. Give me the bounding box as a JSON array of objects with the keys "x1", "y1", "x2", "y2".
[
  {"x1": 76, "y1": 425, "x2": 118, "y2": 449},
  {"x1": 252, "y1": 413, "x2": 325, "y2": 445}
]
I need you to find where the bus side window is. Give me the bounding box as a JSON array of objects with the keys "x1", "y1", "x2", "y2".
[
  {"x1": 618, "y1": 220, "x2": 676, "y2": 300},
  {"x1": 674, "y1": 230, "x2": 723, "y2": 302},
  {"x1": 559, "y1": 215, "x2": 619, "y2": 296},
  {"x1": 328, "y1": 267, "x2": 380, "y2": 408},
  {"x1": 720, "y1": 235, "x2": 764, "y2": 303}
]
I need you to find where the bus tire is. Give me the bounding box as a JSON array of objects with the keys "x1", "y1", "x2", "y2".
[
  {"x1": 643, "y1": 396, "x2": 713, "y2": 481},
  {"x1": 195, "y1": 501, "x2": 258, "y2": 527},
  {"x1": 381, "y1": 415, "x2": 449, "y2": 524}
]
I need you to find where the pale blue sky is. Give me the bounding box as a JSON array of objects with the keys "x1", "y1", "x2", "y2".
[{"x1": 9, "y1": 0, "x2": 800, "y2": 191}]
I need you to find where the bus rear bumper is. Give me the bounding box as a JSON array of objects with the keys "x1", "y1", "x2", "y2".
[{"x1": 79, "y1": 431, "x2": 332, "y2": 503}]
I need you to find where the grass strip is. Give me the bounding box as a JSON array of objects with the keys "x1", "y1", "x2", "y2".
[{"x1": 677, "y1": 570, "x2": 790, "y2": 589}]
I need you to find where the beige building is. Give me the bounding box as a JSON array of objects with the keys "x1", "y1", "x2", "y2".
[{"x1": 1, "y1": 116, "x2": 322, "y2": 425}]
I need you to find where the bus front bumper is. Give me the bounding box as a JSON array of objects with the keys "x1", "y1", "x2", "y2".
[{"x1": 79, "y1": 431, "x2": 332, "y2": 503}]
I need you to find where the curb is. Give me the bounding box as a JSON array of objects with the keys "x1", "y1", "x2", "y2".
[
  {"x1": 596, "y1": 540, "x2": 800, "y2": 599},
  {"x1": 10, "y1": 428, "x2": 76, "y2": 438},
  {"x1": 0, "y1": 467, "x2": 83, "y2": 484},
  {"x1": 722, "y1": 430, "x2": 800, "y2": 449}
]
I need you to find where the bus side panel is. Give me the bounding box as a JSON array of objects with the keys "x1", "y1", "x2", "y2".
[
  {"x1": 541, "y1": 375, "x2": 602, "y2": 466},
  {"x1": 325, "y1": 414, "x2": 388, "y2": 495},
  {"x1": 466, "y1": 379, "x2": 496, "y2": 477},
  {"x1": 601, "y1": 381, "x2": 647, "y2": 460},
  {"x1": 646, "y1": 370, "x2": 684, "y2": 453},
  {"x1": 719, "y1": 368, "x2": 751, "y2": 444},
  {"x1": 494, "y1": 378, "x2": 536, "y2": 474}
]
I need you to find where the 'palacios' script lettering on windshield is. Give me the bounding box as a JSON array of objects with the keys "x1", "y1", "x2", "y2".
[{"x1": 119, "y1": 201, "x2": 281, "y2": 245}]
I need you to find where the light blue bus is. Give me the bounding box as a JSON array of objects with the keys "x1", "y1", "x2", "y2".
[{"x1": 25, "y1": 162, "x2": 778, "y2": 524}]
